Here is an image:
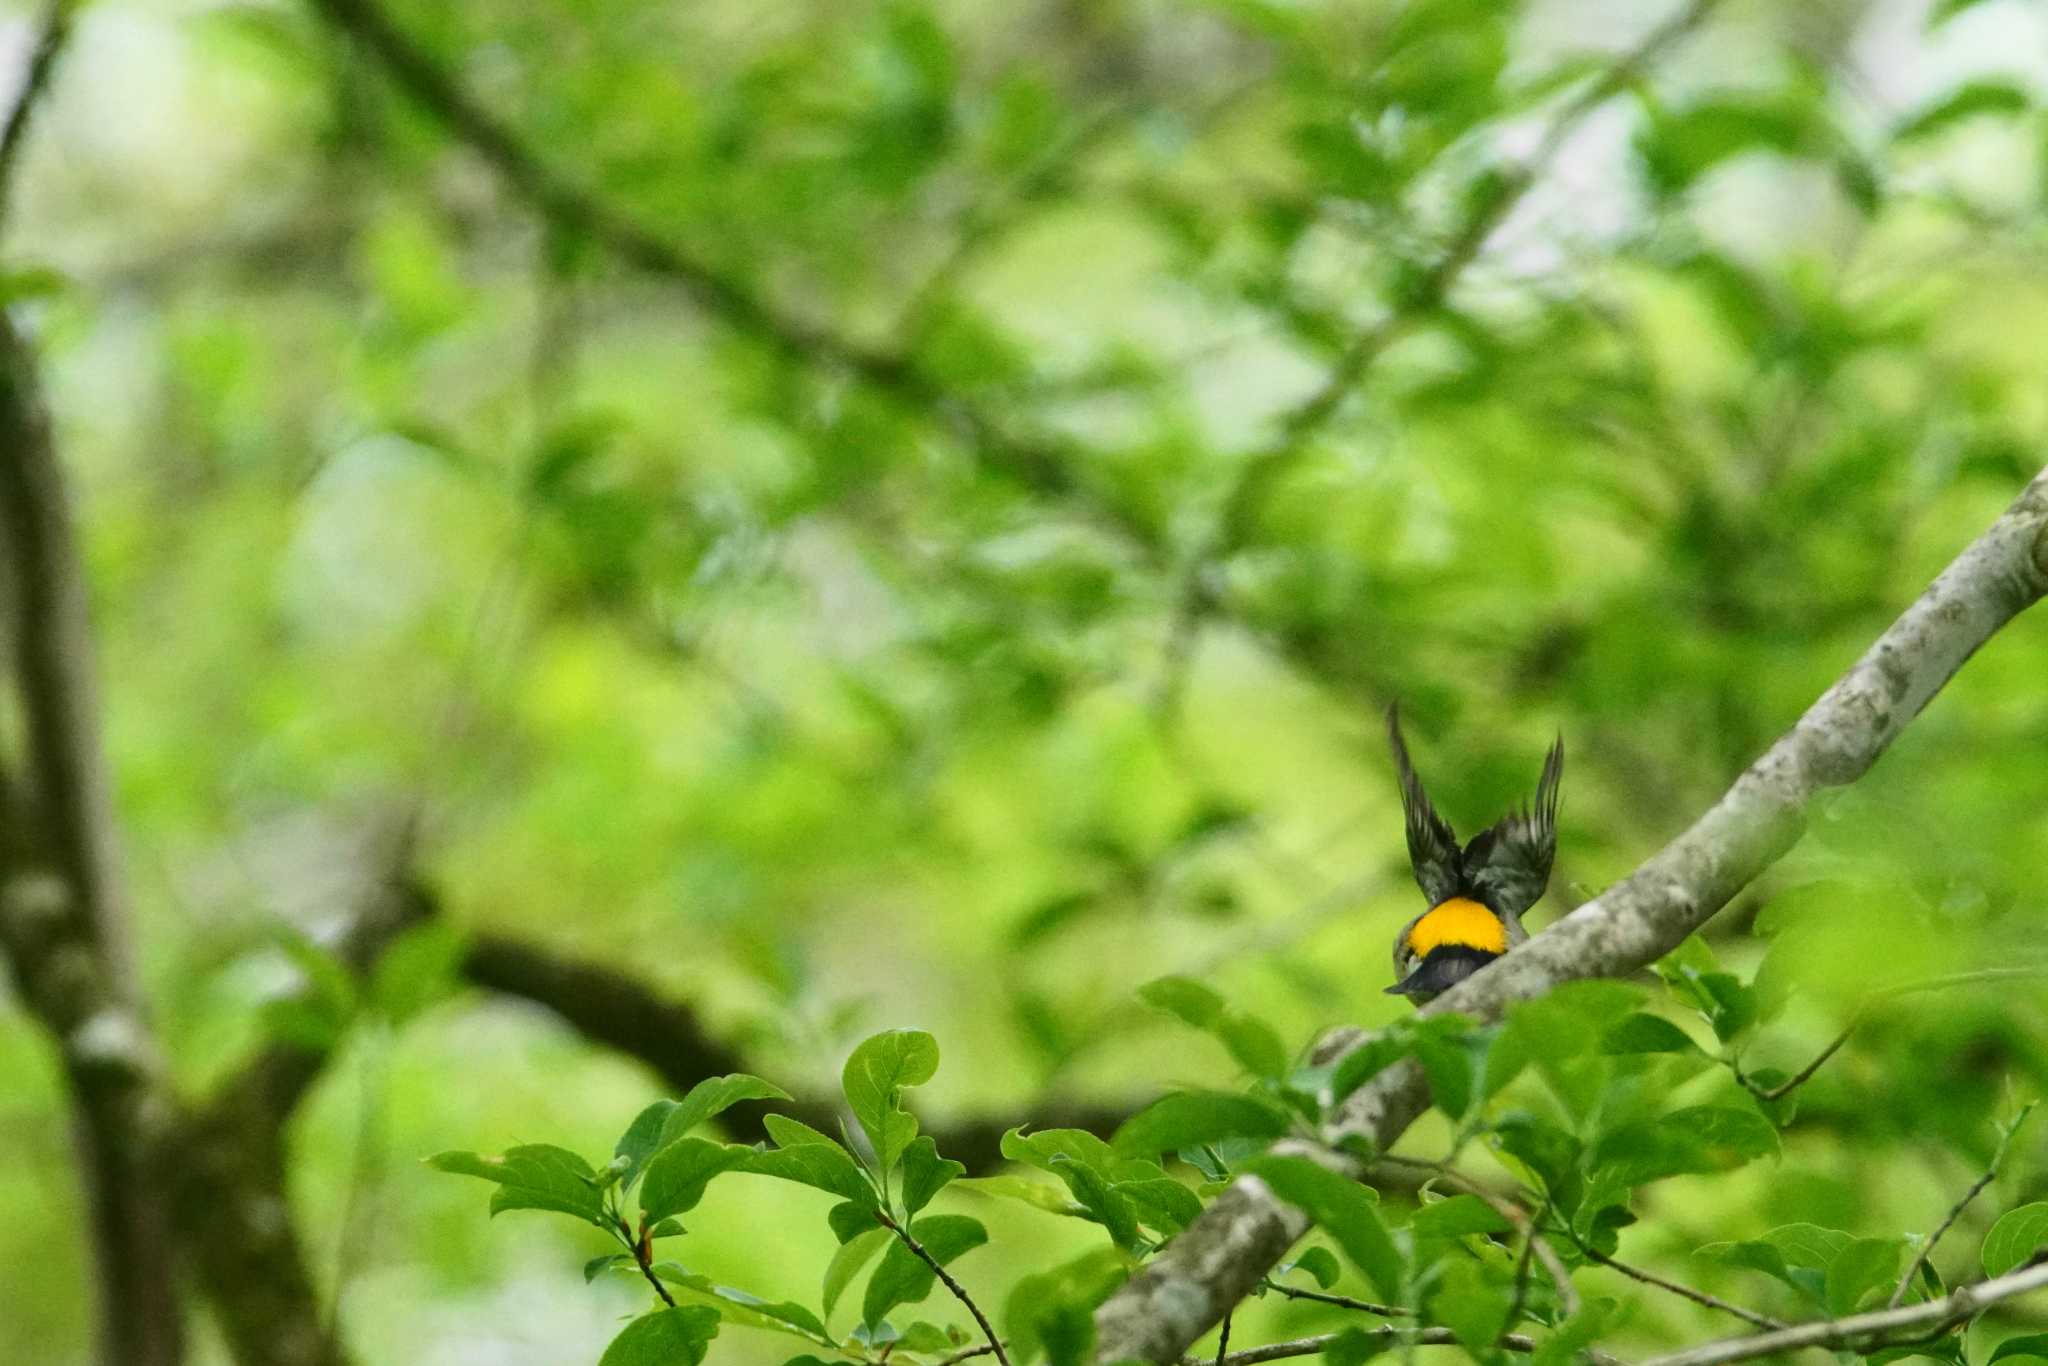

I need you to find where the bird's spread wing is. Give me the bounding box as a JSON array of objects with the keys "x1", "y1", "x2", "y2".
[
  {"x1": 1463, "y1": 733, "x2": 1563, "y2": 918},
  {"x1": 1386, "y1": 704, "x2": 1462, "y2": 906}
]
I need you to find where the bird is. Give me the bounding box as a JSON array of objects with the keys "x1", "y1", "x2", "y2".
[{"x1": 1385, "y1": 703, "x2": 1563, "y2": 1003}]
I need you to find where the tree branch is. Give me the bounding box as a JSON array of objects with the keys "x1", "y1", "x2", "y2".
[
  {"x1": 459, "y1": 929, "x2": 1132, "y2": 1173},
  {"x1": 1887, "y1": 1103, "x2": 2034, "y2": 1310},
  {"x1": 1264, "y1": 1283, "x2": 1411, "y2": 1318},
  {"x1": 1174, "y1": 1328, "x2": 1624, "y2": 1366},
  {"x1": 1641, "y1": 1259, "x2": 2048, "y2": 1366},
  {"x1": 0, "y1": 311, "x2": 184, "y2": 1366},
  {"x1": 1091, "y1": 464, "x2": 2048, "y2": 1362},
  {"x1": 1571, "y1": 1239, "x2": 1783, "y2": 1332},
  {"x1": 0, "y1": 0, "x2": 73, "y2": 237},
  {"x1": 1741, "y1": 968, "x2": 2048, "y2": 1103},
  {"x1": 167, "y1": 856, "x2": 429, "y2": 1366},
  {"x1": 876, "y1": 1209, "x2": 1011, "y2": 1366},
  {"x1": 302, "y1": 0, "x2": 1108, "y2": 520}
]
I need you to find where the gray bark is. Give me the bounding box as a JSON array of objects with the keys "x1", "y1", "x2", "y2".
[{"x1": 1093, "y1": 465, "x2": 2048, "y2": 1364}]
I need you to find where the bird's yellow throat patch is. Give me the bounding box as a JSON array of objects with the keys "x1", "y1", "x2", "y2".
[{"x1": 1406, "y1": 897, "x2": 1507, "y2": 956}]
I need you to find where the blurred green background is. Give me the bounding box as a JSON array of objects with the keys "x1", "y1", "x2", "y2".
[{"x1": 3, "y1": 0, "x2": 2048, "y2": 1360}]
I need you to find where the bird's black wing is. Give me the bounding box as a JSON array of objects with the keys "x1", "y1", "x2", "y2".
[
  {"x1": 1463, "y1": 733, "x2": 1563, "y2": 919},
  {"x1": 1386, "y1": 704, "x2": 1462, "y2": 906}
]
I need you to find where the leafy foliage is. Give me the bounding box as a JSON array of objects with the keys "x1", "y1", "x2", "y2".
[{"x1": 11, "y1": 0, "x2": 2048, "y2": 1360}]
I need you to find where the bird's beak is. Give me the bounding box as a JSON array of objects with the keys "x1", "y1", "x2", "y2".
[{"x1": 1385, "y1": 967, "x2": 1431, "y2": 998}]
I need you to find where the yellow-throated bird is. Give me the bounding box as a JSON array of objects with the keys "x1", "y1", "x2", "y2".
[{"x1": 1385, "y1": 704, "x2": 1562, "y2": 1003}]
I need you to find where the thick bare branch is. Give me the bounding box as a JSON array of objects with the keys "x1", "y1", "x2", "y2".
[
  {"x1": 169, "y1": 862, "x2": 430, "y2": 1366},
  {"x1": 1092, "y1": 464, "x2": 2048, "y2": 1363},
  {"x1": 461, "y1": 929, "x2": 1130, "y2": 1173}
]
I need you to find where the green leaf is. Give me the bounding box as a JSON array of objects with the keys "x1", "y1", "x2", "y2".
[
  {"x1": 650, "y1": 1265, "x2": 834, "y2": 1345},
  {"x1": 1039, "y1": 1301, "x2": 1094, "y2": 1366},
  {"x1": 1111, "y1": 1090, "x2": 1291, "y2": 1159},
  {"x1": 1767, "y1": 1222, "x2": 1855, "y2": 1271},
  {"x1": 1639, "y1": 95, "x2": 1823, "y2": 197},
  {"x1": 764, "y1": 1114, "x2": 845, "y2": 1149},
  {"x1": 1532, "y1": 1300, "x2": 1622, "y2": 1366},
  {"x1": 659, "y1": 1074, "x2": 793, "y2": 1147},
  {"x1": 1002, "y1": 1128, "x2": 1119, "y2": 1176},
  {"x1": 1409, "y1": 1194, "x2": 1514, "y2": 1240},
  {"x1": 843, "y1": 1030, "x2": 940, "y2": 1176},
  {"x1": 1117, "y1": 1176, "x2": 1203, "y2": 1236},
  {"x1": 1825, "y1": 1237, "x2": 1901, "y2": 1315},
  {"x1": 1329, "y1": 1030, "x2": 1422, "y2": 1106},
  {"x1": 1411, "y1": 1025, "x2": 1488, "y2": 1120},
  {"x1": 1592, "y1": 1105, "x2": 1779, "y2": 1187},
  {"x1": 1894, "y1": 80, "x2": 2031, "y2": 144},
  {"x1": 598, "y1": 1306, "x2": 722, "y2": 1366},
  {"x1": 895, "y1": 1322, "x2": 965, "y2": 1355},
  {"x1": 953, "y1": 1175, "x2": 1089, "y2": 1218},
  {"x1": 367, "y1": 919, "x2": 463, "y2": 1025},
  {"x1": 1323, "y1": 1325, "x2": 1396, "y2": 1366},
  {"x1": 1290, "y1": 1246, "x2": 1343, "y2": 1289},
  {"x1": 1005, "y1": 1248, "x2": 1127, "y2": 1365},
  {"x1": 744, "y1": 1141, "x2": 880, "y2": 1209},
  {"x1": 1928, "y1": 0, "x2": 1995, "y2": 24},
  {"x1": 1699, "y1": 1223, "x2": 1854, "y2": 1308},
  {"x1": 1696, "y1": 1238, "x2": 1796, "y2": 1288},
  {"x1": 1430, "y1": 1257, "x2": 1513, "y2": 1351},
  {"x1": 1241, "y1": 1155, "x2": 1402, "y2": 1299},
  {"x1": 1493, "y1": 1114, "x2": 1582, "y2": 1198},
  {"x1": 1051, "y1": 1156, "x2": 1139, "y2": 1250},
  {"x1": 863, "y1": 1214, "x2": 989, "y2": 1331},
  {"x1": 829, "y1": 1199, "x2": 879, "y2": 1244},
  {"x1": 641, "y1": 1138, "x2": 747, "y2": 1222},
  {"x1": 900, "y1": 1136, "x2": 965, "y2": 1218},
  {"x1": 615, "y1": 1101, "x2": 681, "y2": 1192},
  {"x1": 824, "y1": 1226, "x2": 892, "y2": 1321},
  {"x1": 585, "y1": 1253, "x2": 629, "y2": 1282},
  {"x1": 1137, "y1": 975, "x2": 1226, "y2": 1026},
  {"x1": 427, "y1": 1145, "x2": 607, "y2": 1225},
  {"x1": 1984, "y1": 1203, "x2": 2048, "y2": 1277},
  {"x1": 1988, "y1": 1333, "x2": 2048, "y2": 1365},
  {"x1": 1138, "y1": 975, "x2": 1289, "y2": 1079},
  {"x1": 1600, "y1": 1014, "x2": 1701, "y2": 1055}
]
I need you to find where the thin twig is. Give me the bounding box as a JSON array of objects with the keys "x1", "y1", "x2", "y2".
[
  {"x1": 1574, "y1": 1239, "x2": 1784, "y2": 1331},
  {"x1": 1887, "y1": 1103, "x2": 2036, "y2": 1309},
  {"x1": 1640, "y1": 1259, "x2": 2048, "y2": 1366},
  {"x1": 1378, "y1": 1154, "x2": 1580, "y2": 1317},
  {"x1": 877, "y1": 1209, "x2": 1011, "y2": 1366},
  {"x1": 1264, "y1": 1281, "x2": 1414, "y2": 1318},
  {"x1": 618, "y1": 1217, "x2": 679, "y2": 1309},
  {"x1": 933, "y1": 1345, "x2": 1000, "y2": 1366},
  {"x1": 0, "y1": 0, "x2": 72, "y2": 236},
  {"x1": 1214, "y1": 1311, "x2": 1231, "y2": 1366},
  {"x1": 1743, "y1": 968, "x2": 2048, "y2": 1103},
  {"x1": 1503, "y1": 1198, "x2": 1551, "y2": 1333}
]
